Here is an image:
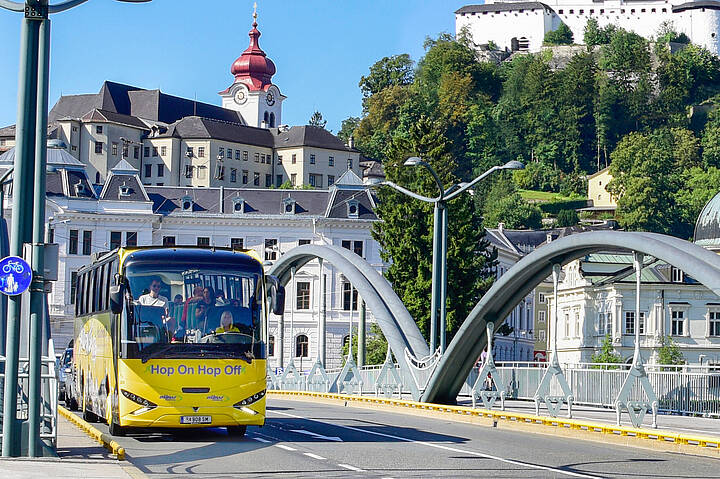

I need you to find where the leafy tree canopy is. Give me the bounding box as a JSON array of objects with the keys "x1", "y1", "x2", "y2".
[
  {"x1": 544, "y1": 23, "x2": 574, "y2": 46},
  {"x1": 309, "y1": 110, "x2": 327, "y2": 129}
]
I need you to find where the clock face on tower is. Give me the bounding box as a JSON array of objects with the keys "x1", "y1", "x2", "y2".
[
  {"x1": 266, "y1": 92, "x2": 275, "y2": 106},
  {"x1": 233, "y1": 88, "x2": 247, "y2": 105}
]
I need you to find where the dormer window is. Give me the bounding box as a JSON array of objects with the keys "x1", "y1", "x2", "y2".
[
  {"x1": 347, "y1": 199, "x2": 359, "y2": 219},
  {"x1": 184, "y1": 165, "x2": 194, "y2": 178},
  {"x1": 215, "y1": 164, "x2": 225, "y2": 181},
  {"x1": 181, "y1": 195, "x2": 193, "y2": 212},
  {"x1": 232, "y1": 197, "x2": 245, "y2": 214},
  {"x1": 118, "y1": 182, "x2": 131, "y2": 198},
  {"x1": 283, "y1": 197, "x2": 296, "y2": 215}
]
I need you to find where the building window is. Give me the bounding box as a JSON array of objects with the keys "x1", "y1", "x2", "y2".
[
  {"x1": 110, "y1": 231, "x2": 122, "y2": 250},
  {"x1": 242, "y1": 170, "x2": 248, "y2": 184},
  {"x1": 538, "y1": 293, "x2": 546, "y2": 304},
  {"x1": 157, "y1": 164, "x2": 164, "y2": 177},
  {"x1": 163, "y1": 236, "x2": 176, "y2": 246},
  {"x1": 296, "y1": 282, "x2": 310, "y2": 310},
  {"x1": 291, "y1": 173, "x2": 297, "y2": 186},
  {"x1": 197, "y1": 237, "x2": 210, "y2": 247},
  {"x1": 347, "y1": 159, "x2": 353, "y2": 169},
  {"x1": 47, "y1": 228, "x2": 54, "y2": 244},
  {"x1": 329, "y1": 156, "x2": 334, "y2": 167},
  {"x1": 216, "y1": 165, "x2": 225, "y2": 181},
  {"x1": 341, "y1": 240, "x2": 363, "y2": 257},
  {"x1": 295, "y1": 334, "x2": 309, "y2": 357},
  {"x1": 538, "y1": 310, "x2": 546, "y2": 322},
  {"x1": 574, "y1": 309, "x2": 581, "y2": 337},
  {"x1": 254, "y1": 153, "x2": 260, "y2": 163},
  {"x1": 227, "y1": 148, "x2": 232, "y2": 159},
  {"x1": 122, "y1": 145, "x2": 128, "y2": 158},
  {"x1": 268, "y1": 335, "x2": 275, "y2": 356},
  {"x1": 82, "y1": 230, "x2": 92, "y2": 256},
  {"x1": 219, "y1": 147, "x2": 224, "y2": 159},
  {"x1": 309, "y1": 173, "x2": 320, "y2": 187},
  {"x1": 265, "y1": 174, "x2": 272, "y2": 187},
  {"x1": 564, "y1": 311, "x2": 570, "y2": 338},
  {"x1": 254, "y1": 172, "x2": 260, "y2": 186},
  {"x1": 235, "y1": 150, "x2": 240, "y2": 160},
  {"x1": 299, "y1": 239, "x2": 311, "y2": 246},
  {"x1": 276, "y1": 174, "x2": 283, "y2": 187},
  {"x1": 126, "y1": 231, "x2": 137, "y2": 247},
  {"x1": 95, "y1": 142, "x2": 103, "y2": 154},
  {"x1": 231, "y1": 168, "x2": 237, "y2": 183},
  {"x1": 292, "y1": 154, "x2": 297, "y2": 164},
  {"x1": 96, "y1": 125, "x2": 103, "y2": 134},
  {"x1": 70, "y1": 271, "x2": 78, "y2": 305},
  {"x1": 186, "y1": 146, "x2": 194, "y2": 157},
  {"x1": 265, "y1": 239, "x2": 278, "y2": 261},
  {"x1": 68, "y1": 230, "x2": 79, "y2": 254},
  {"x1": 145, "y1": 164, "x2": 152, "y2": 178},
  {"x1": 277, "y1": 155, "x2": 283, "y2": 165},
  {"x1": 260, "y1": 154, "x2": 266, "y2": 164},
  {"x1": 243, "y1": 150, "x2": 248, "y2": 161},
  {"x1": 538, "y1": 330, "x2": 546, "y2": 341},
  {"x1": 310, "y1": 154, "x2": 315, "y2": 164},
  {"x1": 160, "y1": 145, "x2": 166, "y2": 156},
  {"x1": 231, "y1": 238, "x2": 244, "y2": 250},
  {"x1": 198, "y1": 166, "x2": 207, "y2": 179},
  {"x1": 343, "y1": 282, "x2": 358, "y2": 311},
  {"x1": 709, "y1": 310, "x2": 720, "y2": 336},
  {"x1": 671, "y1": 309, "x2": 686, "y2": 336},
  {"x1": 671, "y1": 267, "x2": 684, "y2": 283},
  {"x1": 152, "y1": 146, "x2": 158, "y2": 157},
  {"x1": 144, "y1": 146, "x2": 151, "y2": 157},
  {"x1": 328, "y1": 175, "x2": 335, "y2": 186}
]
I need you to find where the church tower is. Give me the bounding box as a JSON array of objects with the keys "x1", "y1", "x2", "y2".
[{"x1": 219, "y1": 5, "x2": 285, "y2": 128}]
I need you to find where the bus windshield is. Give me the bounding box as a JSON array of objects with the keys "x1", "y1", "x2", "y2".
[{"x1": 122, "y1": 262, "x2": 264, "y2": 362}]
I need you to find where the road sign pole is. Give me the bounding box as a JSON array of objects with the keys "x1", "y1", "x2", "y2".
[
  {"x1": 2, "y1": 14, "x2": 40, "y2": 458},
  {"x1": 28, "y1": 15, "x2": 50, "y2": 457}
]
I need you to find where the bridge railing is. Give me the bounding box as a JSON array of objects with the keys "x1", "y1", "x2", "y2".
[
  {"x1": 271, "y1": 361, "x2": 720, "y2": 417},
  {"x1": 0, "y1": 347, "x2": 59, "y2": 449}
]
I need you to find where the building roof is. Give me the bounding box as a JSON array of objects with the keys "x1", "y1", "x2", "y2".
[
  {"x1": 673, "y1": 0, "x2": 720, "y2": 12},
  {"x1": 229, "y1": 17, "x2": 277, "y2": 92},
  {"x1": 456, "y1": 3, "x2": 551, "y2": 14},
  {"x1": 486, "y1": 224, "x2": 619, "y2": 256},
  {"x1": 159, "y1": 116, "x2": 274, "y2": 147},
  {"x1": 0, "y1": 143, "x2": 85, "y2": 168},
  {"x1": 272, "y1": 125, "x2": 356, "y2": 151},
  {"x1": 694, "y1": 190, "x2": 720, "y2": 248},
  {"x1": 80, "y1": 109, "x2": 149, "y2": 130}
]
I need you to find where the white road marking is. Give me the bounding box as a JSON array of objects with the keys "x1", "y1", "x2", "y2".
[
  {"x1": 304, "y1": 452, "x2": 327, "y2": 460},
  {"x1": 290, "y1": 429, "x2": 343, "y2": 442},
  {"x1": 338, "y1": 463, "x2": 366, "y2": 472},
  {"x1": 252, "y1": 437, "x2": 271, "y2": 443},
  {"x1": 276, "y1": 444, "x2": 296, "y2": 451},
  {"x1": 272, "y1": 410, "x2": 601, "y2": 479}
]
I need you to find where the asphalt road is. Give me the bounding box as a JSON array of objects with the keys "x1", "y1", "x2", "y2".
[{"x1": 76, "y1": 398, "x2": 720, "y2": 478}]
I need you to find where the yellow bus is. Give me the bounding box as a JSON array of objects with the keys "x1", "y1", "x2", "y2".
[{"x1": 67, "y1": 247, "x2": 284, "y2": 437}]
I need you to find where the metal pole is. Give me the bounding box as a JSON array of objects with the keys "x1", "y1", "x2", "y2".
[
  {"x1": 319, "y1": 259, "x2": 326, "y2": 367},
  {"x1": 3, "y1": 15, "x2": 40, "y2": 458},
  {"x1": 28, "y1": 15, "x2": 50, "y2": 457},
  {"x1": 289, "y1": 266, "x2": 295, "y2": 365},
  {"x1": 429, "y1": 203, "x2": 440, "y2": 352},
  {"x1": 552, "y1": 264, "x2": 560, "y2": 362},
  {"x1": 633, "y1": 252, "x2": 643, "y2": 364},
  {"x1": 358, "y1": 298, "x2": 366, "y2": 367},
  {"x1": 277, "y1": 312, "x2": 284, "y2": 369},
  {"x1": 439, "y1": 202, "x2": 448, "y2": 354},
  {"x1": 348, "y1": 289, "x2": 353, "y2": 359}
]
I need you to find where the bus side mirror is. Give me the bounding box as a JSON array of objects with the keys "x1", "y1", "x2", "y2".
[
  {"x1": 109, "y1": 284, "x2": 125, "y2": 314},
  {"x1": 266, "y1": 275, "x2": 285, "y2": 316}
]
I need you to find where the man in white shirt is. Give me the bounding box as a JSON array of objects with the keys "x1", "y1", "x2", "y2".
[{"x1": 138, "y1": 278, "x2": 169, "y2": 309}]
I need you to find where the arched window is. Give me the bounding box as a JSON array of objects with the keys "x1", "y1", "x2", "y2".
[
  {"x1": 269, "y1": 112, "x2": 276, "y2": 128},
  {"x1": 95, "y1": 172, "x2": 101, "y2": 184},
  {"x1": 263, "y1": 111, "x2": 269, "y2": 125},
  {"x1": 295, "y1": 334, "x2": 308, "y2": 358},
  {"x1": 268, "y1": 335, "x2": 275, "y2": 357}
]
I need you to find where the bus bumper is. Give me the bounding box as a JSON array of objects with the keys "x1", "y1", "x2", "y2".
[{"x1": 120, "y1": 398, "x2": 266, "y2": 428}]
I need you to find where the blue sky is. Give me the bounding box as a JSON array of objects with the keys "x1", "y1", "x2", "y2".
[{"x1": 0, "y1": 0, "x2": 469, "y2": 133}]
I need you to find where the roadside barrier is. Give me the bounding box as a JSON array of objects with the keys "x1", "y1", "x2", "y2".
[
  {"x1": 58, "y1": 405, "x2": 125, "y2": 460},
  {"x1": 269, "y1": 390, "x2": 720, "y2": 456}
]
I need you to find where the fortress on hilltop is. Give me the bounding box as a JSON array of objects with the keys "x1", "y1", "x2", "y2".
[{"x1": 456, "y1": 0, "x2": 720, "y2": 54}]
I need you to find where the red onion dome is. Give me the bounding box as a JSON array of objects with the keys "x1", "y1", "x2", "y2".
[{"x1": 230, "y1": 20, "x2": 276, "y2": 91}]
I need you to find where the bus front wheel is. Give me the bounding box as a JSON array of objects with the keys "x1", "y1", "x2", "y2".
[
  {"x1": 109, "y1": 418, "x2": 126, "y2": 437},
  {"x1": 227, "y1": 425, "x2": 247, "y2": 437}
]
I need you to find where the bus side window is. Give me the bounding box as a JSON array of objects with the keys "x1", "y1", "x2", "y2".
[
  {"x1": 86, "y1": 271, "x2": 94, "y2": 315},
  {"x1": 98, "y1": 263, "x2": 107, "y2": 311},
  {"x1": 77, "y1": 273, "x2": 85, "y2": 316}
]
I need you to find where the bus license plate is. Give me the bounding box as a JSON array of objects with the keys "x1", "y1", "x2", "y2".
[{"x1": 180, "y1": 416, "x2": 212, "y2": 424}]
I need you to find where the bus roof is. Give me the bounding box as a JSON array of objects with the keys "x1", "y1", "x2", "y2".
[{"x1": 120, "y1": 247, "x2": 264, "y2": 271}]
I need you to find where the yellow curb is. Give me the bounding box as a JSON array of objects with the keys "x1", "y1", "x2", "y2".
[
  {"x1": 58, "y1": 405, "x2": 126, "y2": 460},
  {"x1": 268, "y1": 390, "x2": 720, "y2": 457}
]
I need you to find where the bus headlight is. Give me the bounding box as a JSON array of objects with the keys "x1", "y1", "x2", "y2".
[
  {"x1": 233, "y1": 389, "x2": 266, "y2": 408},
  {"x1": 121, "y1": 389, "x2": 157, "y2": 409}
]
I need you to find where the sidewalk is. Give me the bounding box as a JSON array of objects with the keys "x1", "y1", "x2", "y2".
[
  {"x1": 460, "y1": 398, "x2": 720, "y2": 438},
  {"x1": 0, "y1": 415, "x2": 145, "y2": 479}
]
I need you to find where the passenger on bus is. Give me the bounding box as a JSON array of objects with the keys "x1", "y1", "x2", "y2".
[
  {"x1": 180, "y1": 286, "x2": 204, "y2": 326},
  {"x1": 138, "y1": 277, "x2": 169, "y2": 310},
  {"x1": 215, "y1": 311, "x2": 240, "y2": 334},
  {"x1": 201, "y1": 287, "x2": 216, "y2": 309},
  {"x1": 215, "y1": 290, "x2": 229, "y2": 306},
  {"x1": 193, "y1": 302, "x2": 208, "y2": 332}
]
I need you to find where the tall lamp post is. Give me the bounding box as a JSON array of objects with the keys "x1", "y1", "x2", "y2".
[
  {"x1": 382, "y1": 158, "x2": 524, "y2": 353},
  {"x1": 0, "y1": 0, "x2": 151, "y2": 458}
]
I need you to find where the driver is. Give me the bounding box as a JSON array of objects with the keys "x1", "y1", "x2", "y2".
[
  {"x1": 138, "y1": 277, "x2": 169, "y2": 309},
  {"x1": 215, "y1": 311, "x2": 240, "y2": 334}
]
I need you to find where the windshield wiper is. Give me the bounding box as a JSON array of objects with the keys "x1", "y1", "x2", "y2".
[
  {"x1": 197, "y1": 348, "x2": 254, "y2": 364},
  {"x1": 140, "y1": 344, "x2": 178, "y2": 363}
]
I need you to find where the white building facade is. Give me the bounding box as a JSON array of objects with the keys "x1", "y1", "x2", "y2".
[{"x1": 456, "y1": 1, "x2": 720, "y2": 55}]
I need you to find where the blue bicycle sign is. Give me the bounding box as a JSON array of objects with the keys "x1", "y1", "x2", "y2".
[{"x1": 0, "y1": 256, "x2": 32, "y2": 296}]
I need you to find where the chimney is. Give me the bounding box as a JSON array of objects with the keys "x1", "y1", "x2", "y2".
[
  {"x1": 348, "y1": 136, "x2": 354, "y2": 149},
  {"x1": 498, "y1": 222, "x2": 504, "y2": 233},
  {"x1": 219, "y1": 186, "x2": 225, "y2": 213}
]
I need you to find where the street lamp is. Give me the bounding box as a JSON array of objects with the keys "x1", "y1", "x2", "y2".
[
  {"x1": 382, "y1": 158, "x2": 523, "y2": 354},
  {"x1": 0, "y1": 0, "x2": 152, "y2": 458}
]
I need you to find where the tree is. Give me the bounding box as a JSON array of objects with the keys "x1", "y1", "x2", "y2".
[
  {"x1": 544, "y1": 23, "x2": 574, "y2": 46},
  {"x1": 359, "y1": 54, "x2": 415, "y2": 104},
  {"x1": 656, "y1": 21, "x2": 691, "y2": 45},
  {"x1": 591, "y1": 334, "x2": 623, "y2": 368},
  {"x1": 341, "y1": 324, "x2": 389, "y2": 365},
  {"x1": 309, "y1": 110, "x2": 327, "y2": 129},
  {"x1": 556, "y1": 209, "x2": 579, "y2": 227},
  {"x1": 657, "y1": 335, "x2": 685, "y2": 368},
  {"x1": 483, "y1": 175, "x2": 543, "y2": 229},
  {"x1": 584, "y1": 18, "x2": 617, "y2": 46},
  {"x1": 338, "y1": 116, "x2": 360, "y2": 144}
]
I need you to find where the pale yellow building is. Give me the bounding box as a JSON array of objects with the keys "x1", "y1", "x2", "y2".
[{"x1": 587, "y1": 167, "x2": 617, "y2": 212}]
